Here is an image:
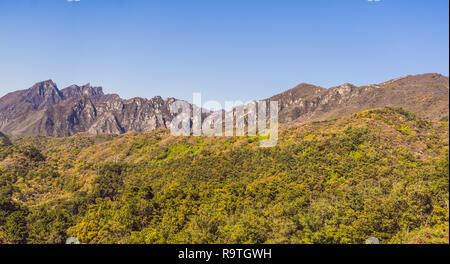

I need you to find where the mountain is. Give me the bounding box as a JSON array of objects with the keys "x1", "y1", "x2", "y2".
[
  {"x1": 0, "y1": 107, "x2": 448, "y2": 244},
  {"x1": 1, "y1": 75, "x2": 448, "y2": 245},
  {"x1": 0, "y1": 80, "x2": 180, "y2": 138},
  {"x1": 0, "y1": 80, "x2": 63, "y2": 112},
  {"x1": 268, "y1": 73, "x2": 449, "y2": 123},
  {"x1": 0, "y1": 73, "x2": 448, "y2": 138}
]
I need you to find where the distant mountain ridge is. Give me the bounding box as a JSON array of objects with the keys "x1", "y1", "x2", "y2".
[
  {"x1": 0, "y1": 80, "x2": 178, "y2": 138},
  {"x1": 0, "y1": 73, "x2": 448, "y2": 138},
  {"x1": 268, "y1": 73, "x2": 449, "y2": 123}
]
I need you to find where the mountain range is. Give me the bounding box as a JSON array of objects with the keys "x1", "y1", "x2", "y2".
[{"x1": 0, "y1": 73, "x2": 448, "y2": 138}]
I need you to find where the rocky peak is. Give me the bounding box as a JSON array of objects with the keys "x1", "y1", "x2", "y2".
[
  {"x1": 22, "y1": 80, "x2": 64, "y2": 110},
  {"x1": 61, "y1": 83, "x2": 104, "y2": 100},
  {"x1": 0, "y1": 74, "x2": 448, "y2": 139},
  {"x1": 31, "y1": 79, "x2": 57, "y2": 92},
  {"x1": 81, "y1": 83, "x2": 104, "y2": 97},
  {"x1": 329, "y1": 83, "x2": 357, "y2": 96},
  {"x1": 379, "y1": 73, "x2": 449, "y2": 88},
  {"x1": 268, "y1": 83, "x2": 326, "y2": 112},
  {"x1": 271, "y1": 83, "x2": 326, "y2": 101}
]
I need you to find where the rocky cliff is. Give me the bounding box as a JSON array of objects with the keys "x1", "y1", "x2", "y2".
[{"x1": 0, "y1": 73, "x2": 448, "y2": 138}]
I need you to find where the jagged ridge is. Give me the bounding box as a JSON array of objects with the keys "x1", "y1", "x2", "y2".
[{"x1": 0, "y1": 73, "x2": 448, "y2": 138}]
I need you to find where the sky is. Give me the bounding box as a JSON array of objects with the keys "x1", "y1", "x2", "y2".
[{"x1": 0, "y1": 0, "x2": 448, "y2": 104}]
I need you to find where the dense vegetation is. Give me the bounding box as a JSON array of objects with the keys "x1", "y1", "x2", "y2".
[{"x1": 0, "y1": 108, "x2": 448, "y2": 244}]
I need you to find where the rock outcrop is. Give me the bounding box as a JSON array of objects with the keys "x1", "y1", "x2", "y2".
[{"x1": 0, "y1": 73, "x2": 448, "y2": 138}]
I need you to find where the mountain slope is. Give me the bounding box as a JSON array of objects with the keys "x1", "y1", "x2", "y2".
[
  {"x1": 0, "y1": 73, "x2": 448, "y2": 138},
  {"x1": 269, "y1": 73, "x2": 449, "y2": 123},
  {"x1": 0, "y1": 108, "x2": 448, "y2": 244},
  {"x1": 0, "y1": 81, "x2": 180, "y2": 138}
]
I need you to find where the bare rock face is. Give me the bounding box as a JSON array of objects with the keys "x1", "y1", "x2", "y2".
[
  {"x1": 61, "y1": 84, "x2": 102, "y2": 99},
  {"x1": 0, "y1": 73, "x2": 448, "y2": 138},
  {"x1": 0, "y1": 80, "x2": 180, "y2": 138},
  {"x1": 266, "y1": 73, "x2": 449, "y2": 123},
  {"x1": 0, "y1": 132, "x2": 11, "y2": 146},
  {"x1": 0, "y1": 80, "x2": 63, "y2": 111}
]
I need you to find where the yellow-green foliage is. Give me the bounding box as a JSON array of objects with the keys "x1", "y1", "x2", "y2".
[{"x1": 0, "y1": 108, "x2": 448, "y2": 244}]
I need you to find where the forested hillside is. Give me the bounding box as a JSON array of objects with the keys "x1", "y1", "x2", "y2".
[{"x1": 0, "y1": 108, "x2": 448, "y2": 244}]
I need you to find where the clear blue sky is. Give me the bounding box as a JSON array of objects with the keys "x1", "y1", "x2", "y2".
[{"x1": 0, "y1": 0, "x2": 448, "y2": 103}]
